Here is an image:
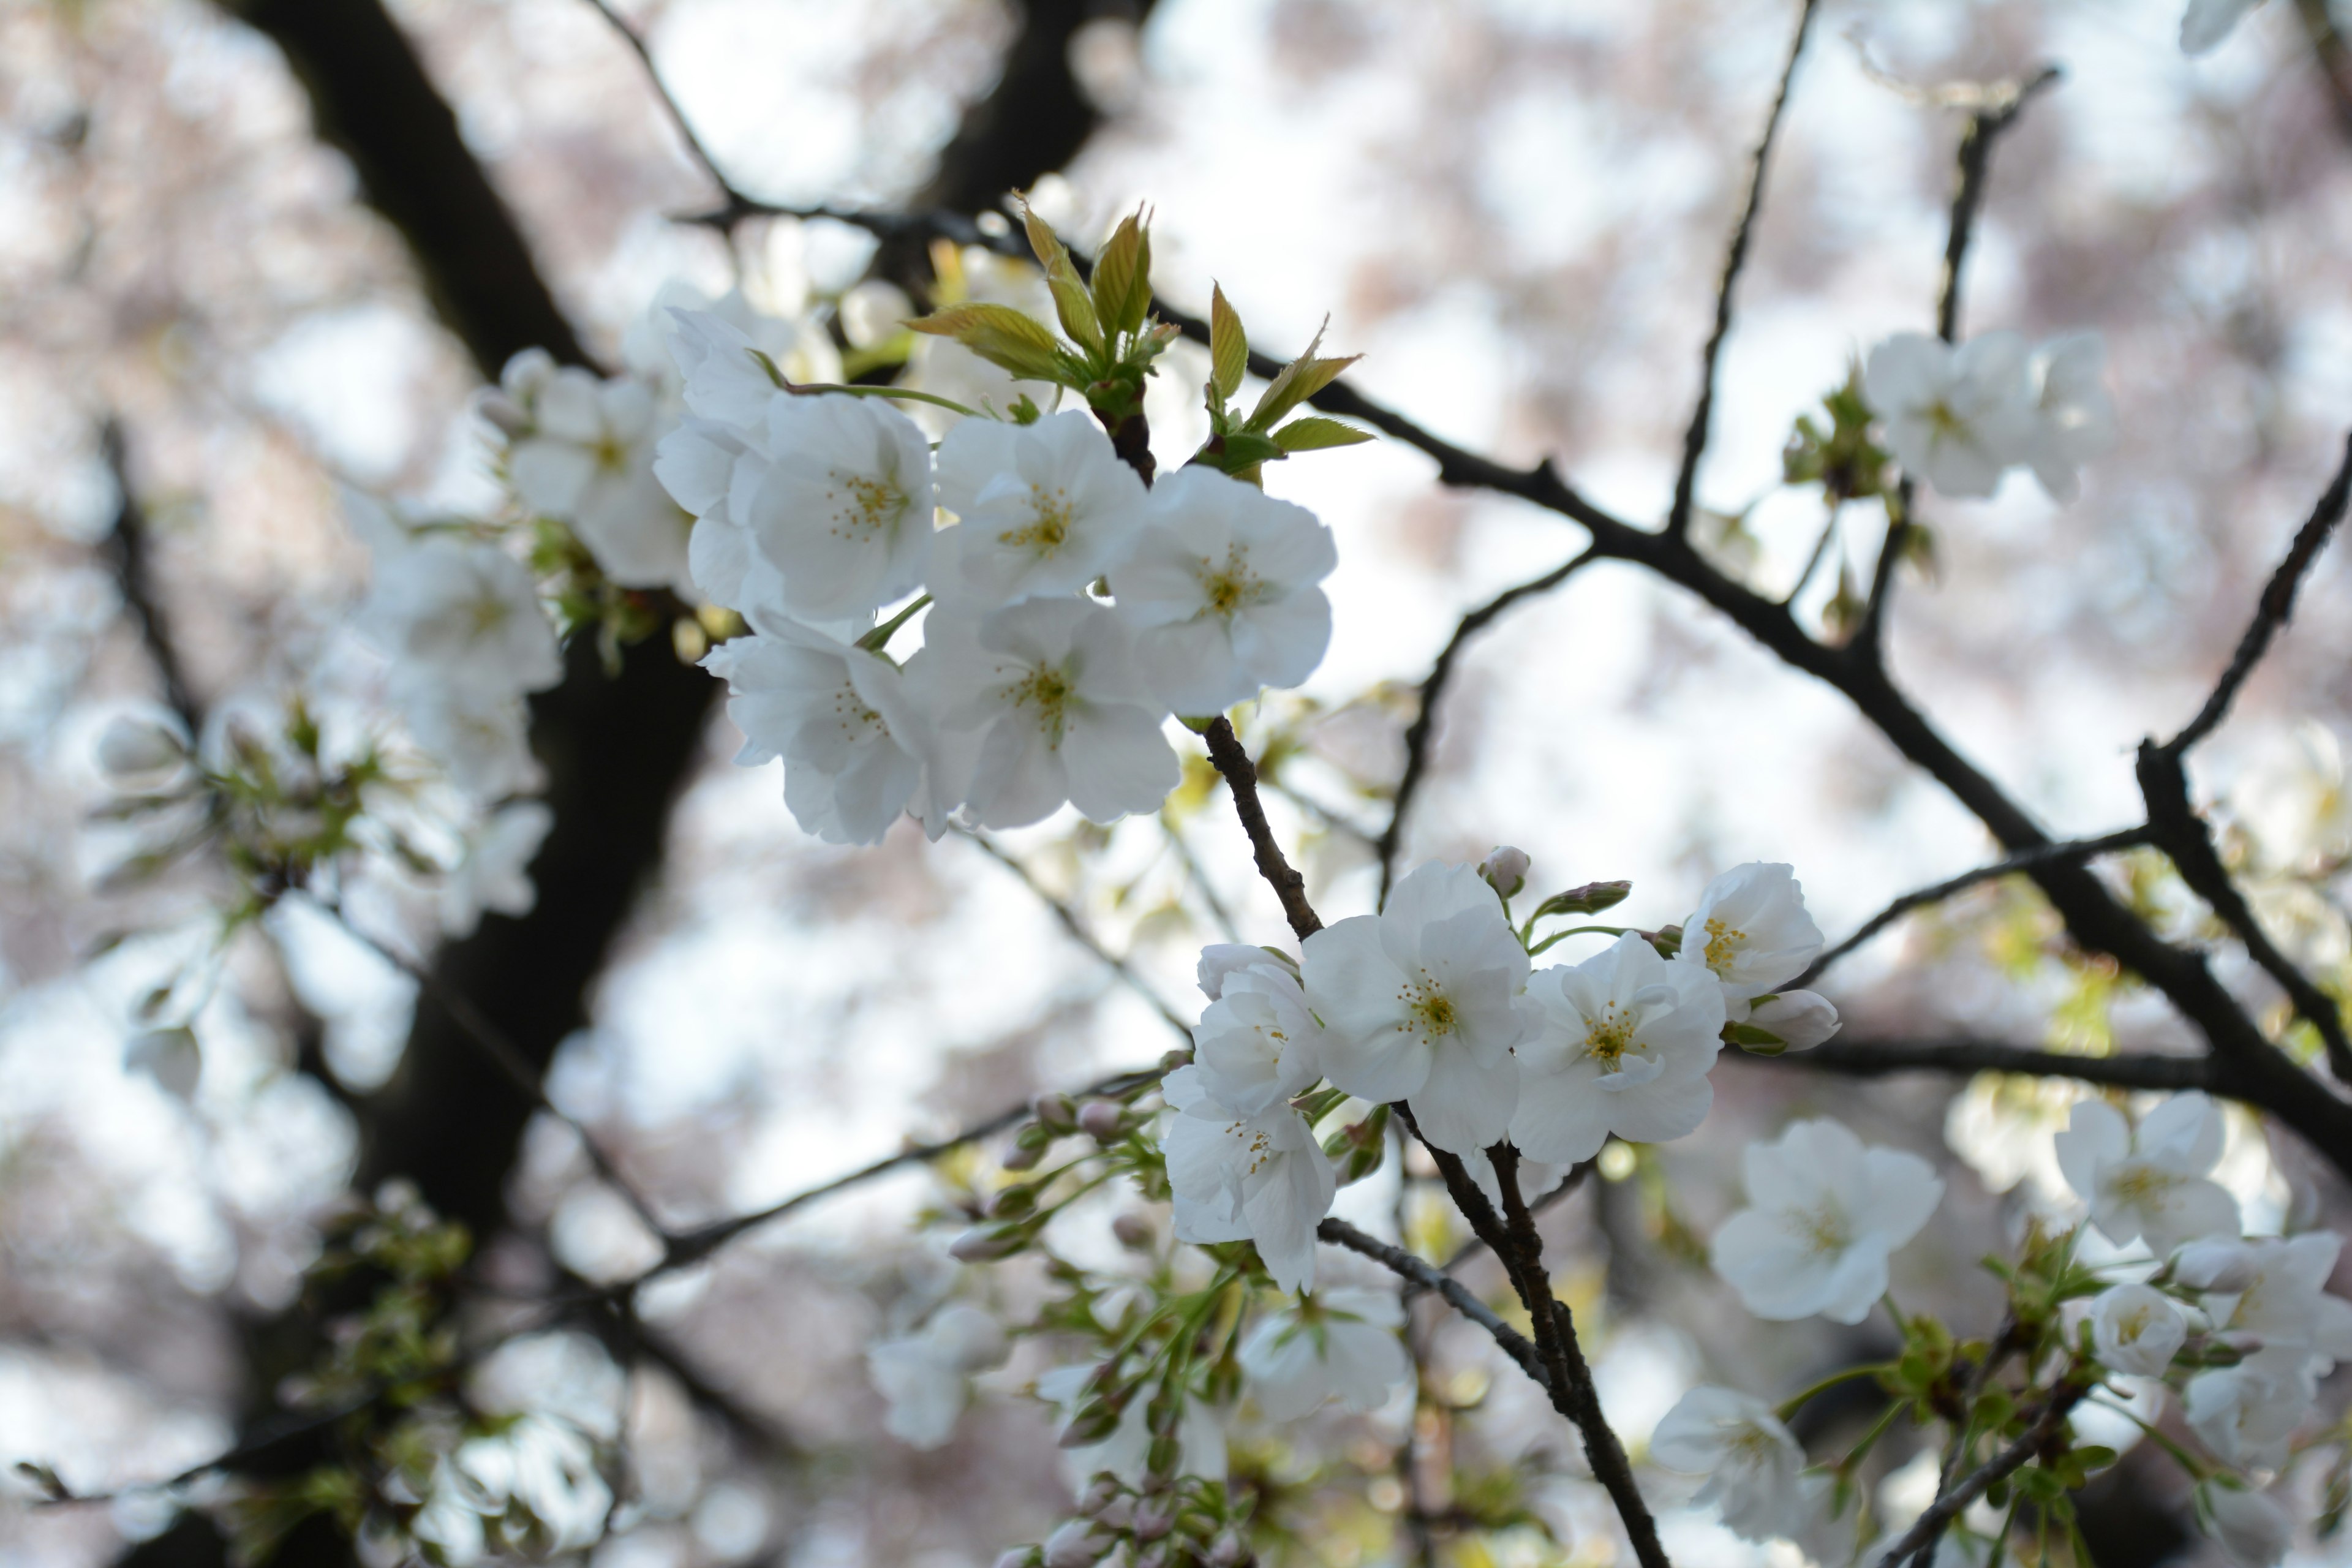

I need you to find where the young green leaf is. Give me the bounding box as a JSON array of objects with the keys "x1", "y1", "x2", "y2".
[
  {"x1": 1208, "y1": 284, "x2": 1248, "y2": 404},
  {"x1": 1270, "y1": 416, "x2": 1374, "y2": 452},
  {"x1": 908, "y1": 304, "x2": 1072, "y2": 385},
  {"x1": 1092, "y1": 208, "x2": 1155, "y2": 337},
  {"x1": 1019, "y1": 200, "x2": 1102, "y2": 355}
]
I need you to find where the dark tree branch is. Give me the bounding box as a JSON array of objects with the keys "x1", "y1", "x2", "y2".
[
  {"x1": 1665, "y1": 0, "x2": 1820, "y2": 541},
  {"x1": 1418, "y1": 1160, "x2": 1593, "y2": 1292},
  {"x1": 1316, "y1": 1216, "x2": 1550, "y2": 1392},
  {"x1": 1745, "y1": 1037, "x2": 2218, "y2": 1092},
  {"x1": 1855, "y1": 66, "x2": 2061, "y2": 665},
  {"x1": 1872, "y1": 1377, "x2": 2089, "y2": 1566},
  {"x1": 1378, "y1": 549, "x2": 1599, "y2": 903},
  {"x1": 1201, "y1": 716, "x2": 1323, "y2": 941},
  {"x1": 97, "y1": 421, "x2": 202, "y2": 733},
  {"x1": 1795, "y1": 826, "x2": 2155, "y2": 989}
]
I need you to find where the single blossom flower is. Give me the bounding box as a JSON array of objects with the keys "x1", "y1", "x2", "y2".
[
  {"x1": 1651, "y1": 1385, "x2": 1820, "y2": 1544},
  {"x1": 360, "y1": 536, "x2": 562, "y2": 693},
  {"x1": 397, "y1": 680, "x2": 542, "y2": 800},
  {"x1": 1710, "y1": 1117, "x2": 1943, "y2": 1324},
  {"x1": 1674, "y1": 862, "x2": 1828, "y2": 1022},
  {"x1": 1161, "y1": 1064, "x2": 1336, "y2": 1294},
  {"x1": 2184, "y1": 1362, "x2": 2312, "y2": 1469},
  {"x1": 2053, "y1": 1092, "x2": 2240, "y2": 1253},
  {"x1": 865, "y1": 1303, "x2": 1009, "y2": 1449},
  {"x1": 2021, "y1": 333, "x2": 2116, "y2": 505},
  {"x1": 2089, "y1": 1281, "x2": 2187, "y2": 1378},
  {"x1": 1189, "y1": 959, "x2": 1325, "y2": 1118},
  {"x1": 932, "y1": 411, "x2": 1148, "y2": 607},
  {"x1": 1237, "y1": 1289, "x2": 1411, "y2": 1420},
  {"x1": 2196, "y1": 1232, "x2": 2352, "y2": 1376},
  {"x1": 499, "y1": 358, "x2": 690, "y2": 594},
  {"x1": 2199, "y1": 1483, "x2": 2293, "y2": 1568},
  {"x1": 739, "y1": 392, "x2": 936, "y2": 619},
  {"x1": 1509, "y1": 932, "x2": 1726, "y2": 1164},
  {"x1": 913, "y1": 600, "x2": 1178, "y2": 829},
  {"x1": 1300, "y1": 861, "x2": 1529, "y2": 1158},
  {"x1": 1109, "y1": 466, "x2": 1337, "y2": 715},
  {"x1": 1862, "y1": 331, "x2": 2038, "y2": 499},
  {"x1": 440, "y1": 801, "x2": 554, "y2": 938},
  {"x1": 1197, "y1": 942, "x2": 1295, "y2": 1002},
  {"x1": 701, "y1": 616, "x2": 937, "y2": 845}
]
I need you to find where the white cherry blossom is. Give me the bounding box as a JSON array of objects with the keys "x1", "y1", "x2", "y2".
[
  {"x1": 1862, "y1": 331, "x2": 2038, "y2": 499},
  {"x1": 1197, "y1": 942, "x2": 1295, "y2": 1002},
  {"x1": 2022, "y1": 334, "x2": 2116, "y2": 505},
  {"x1": 440, "y1": 802, "x2": 554, "y2": 937},
  {"x1": 701, "y1": 616, "x2": 937, "y2": 845},
  {"x1": 2197, "y1": 1232, "x2": 2352, "y2": 1375},
  {"x1": 1300, "y1": 861, "x2": 1528, "y2": 1158},
  {"x1": 2200, "y1": 1483, "x2": 2293, "y2": 1568},
  {"x1": 1509, "y1": 932, "x2": 1725, "y2": 1164},
  {"x1": 1238, "y1": 1289, "x2": 1410, "y2": 1420},
  {"x1": 1109, "y1": 466, "x2": 1337, "y2": 715},
  {"x1": 1651, "y1": 1385, "x2": 1820, "y2": 1543},
  {"x1": 2182, "y1": 0, "x2": 2265, "y2": 55},
  {"x1": 1190, "y1": 959, "x2": 1324, "y2": 1118},
  {"x1": 2184, "y1": 1362, "x2": 2312, "y2": 1469},
  {"x1": 912, "y1": 600, "x2": 1178, "y2": 829},
  {"x1": 360, "y1": 536, "x2": 561, "y2": 693},
  {"x1": 739, "y1": 392, "x2": 936, "y2": 620},
  {"x1": 1162, "y1": 1064, "x2": 1335, "y2": 1294},
  {"x1": 865, "y1": 1303, "x2": 1009, "y2": 1449},
  {"x1": 1675, "y1": 862, "x2": 1828, "y2": 1022},
  {"x1": 2053, "y1": 1093, "x2": 2239, "y2": 1253},
  {"x1": 398, "y1": 682, "x2": 541, "y2": 800},
  {"x1": 499, "y1": 359, "x2": 690, "y2": 594},
  {"x1": 932, "y1": 411, "x2": 1147, "y2": 607},
  {"x1": 1744, "y1": 989, "x2": 1841, "y2": 1052},
  {"x1": 2089, "y1": 1281, "x2": 2187, "y2": 1377},
  {"x1": 1710, "y1": 1118, "x2": 1943, "y2": 1324}
]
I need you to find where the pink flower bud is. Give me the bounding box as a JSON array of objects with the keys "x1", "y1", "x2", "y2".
[
  {"x1": 993, "y1": 1551, "x2": 1036, "y2": 1568},
  {"x1": 1032, "y1": 1092, "x2": 1078, "y2": 1131},
  {"x1": 1043, "y1": 1521, "x2": 1107, "y2": 1568},
  {"x1": 1112, "y1": 1212, "x2": 1156, "y2": 1249},
  {"x1": 1002, "y1": 1140, "x2": 1046, "y2": 1172},
  {"x1": 1479, "y1": 846, "x2": 1530, "y2": 899},
  {"x1": 1077, "y1": 1099, "x2": 1125, "y2": 1142},
  {"x1": 1205, "y1": 1532, "x2": 1251, "y2": 1568},
  {"x1": 949, "y1": 1224, "x2": 1025, "y2": 1262},
  {"x1": 1131, "y1": 1498, "x2": 1175, "y2": 1542}
]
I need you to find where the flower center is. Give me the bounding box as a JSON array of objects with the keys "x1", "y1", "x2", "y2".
[
  {"x1": 1796, "y1": 1199, "x2": 1851, "y2": 1255},
  {"x1": 1583, "y1": 1005, "x2": 1638, "y2": 1069},
  {"x1": 1229, "y1": 1121, "x2": 1275, "y2": 1177},
  {"x1": 466, "y1": 592, "x2": 511, "y2": 638},
  {"x1": 1011, "y1": 665, "x2": 1074, "y2": 745},
  {"x1": 1200, "y1": 546, "x2": 1261, "y2": 617},
  {"x1": 1702, "y1": 916, "x2": 1744, "y2": 977},
  {"x1": 2106, "y1": 1164, "x2": 2180, "y2": 1208},
  {"x1": 593, "y1": 435, "x2": 630, "y2": 473},
  {"x1": 1393, "y1": 977, "x2": 1458, "y2": 1040},
  {"x1": 834, "y1": 684, "x2": 883, "y2": 738},
  {"x1": 828, "y1": 471, "x2": 907, "y2": 538},
  {"x1": 998, "y1": 485, "x2": 1074, "y2": 553},
  {"x1": 1926, "y1": 400, "x2": 1966, "y2": 439}
]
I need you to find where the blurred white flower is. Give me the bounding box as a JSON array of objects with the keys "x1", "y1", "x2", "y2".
[
  {"x1": 2234, "y1": 721, "x2": 2352, "y2": 872},
  {"x1": 865, "y1": 1303, "x2": 1009, "y2": 1449},
  {"x1": 2089, "y1": 1282, "x2": 2186, "y2": 1377},
  {"x1": 1710, "y1": 1117, "x2": 1943, "y2": 1324},
  {"x1": 1862, "y1": 331, "x2": 2037, "y2": 499},
  {"x1": 398, "y1": 680, "x2": 541, "y2": 801},
  {"x1": 2054, "y1": 1093, "x2": 2240, "y2": 1253},
  {"x1": 913, "y1": 599, "x2": 1177, "y2": 828},
  {"x1": 360, "y1": 537, "x2": 560, "y2": 694},
  {"x1": 703, "y1": 616, "x2": 935, "y2": 845},
  {"x1": 932, "y1": 411, "x2": 1148, "y2": 608},
  {"x1": 500, "y1": 359, "x2": 690, "y2": 594},
  {"x1": 2196, "y1": 1232, "x2": 2352, "y2": 1376},
  {"x1": 1301, "y1": 860, "x2": 1528, "y2": 1157},
  {"x1": 94, "y1": 710, "x2": 188, "y2": 792},
  {"x1": 1651, "y1": 1385, "x2": 1820, "y2": 1543},
  {"x1": 1036, "y1": 1363, "x2": 1225, "y2": 1488},
  {"x1": 2199, "y1": 1483, "x2": 2293, "y2": 1567},
  {"x1": 1162, "y1": 1063, "x2": 1335, "y2": 1294},
  {"x1": 440, "y1": 801, "x2": 554, "y2": 937},
  {"x1": 1509, "y1": 932, "x2": 1725, "y2": 1164},
  {"x1": 2182, "y1": 0, "x2": 2266, "y2": 55},
  {"x1": 2184, "y1": 1361, "x2": 2311, "y2": 1469},
  {"x1": 2021, "y1": 334, "x2": 2116, "y2": 504},
  {"x1": 1110, "y1": 466, "x2": 1337, "y2": 714},
  {"x1": 1238, "y1": 1288, "x2": 1409, "y2": 1420}
]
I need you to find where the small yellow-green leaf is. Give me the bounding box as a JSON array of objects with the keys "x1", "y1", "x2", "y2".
[
  {"x1": 1091, "y1": 208, "x2": 1153, "y2": 336},
  {"x1": 1209, "y1": 284, "x2": 1247, "y2": 402},
  {"x1": 1270, "y1": 416, "x2": 1373, "y2": 452},
  {"x1": 1019, "y1": 198, "x2": 1101, "y2": 354},
  {"x1": 1250, "y1": 353, "x2": 1362, "y2": 431},
  {"x1": 908, "y1": 304, "x2": 1071, "y2": 384}
]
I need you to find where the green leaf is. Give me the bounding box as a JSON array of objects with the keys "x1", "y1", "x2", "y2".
[
  {"x1": 1208, "y1": 283, "x2": 1248, "y2": 402},
  {"x1": 1091, "y1": 208, "x2": 1155, "y2": 337},
  {"x1": 1248, "y1": 323, "x2": 1361, "y2": 429},
  {"x1": 908, "y1": 304, "x2": 1072, "y2": 385},
  {"x1": 1019, "y1": 198, "x2": 1102, "y2": 355},
  {"x1": 1271, "y1": 416, "x2": 1374, "y2": 451}
]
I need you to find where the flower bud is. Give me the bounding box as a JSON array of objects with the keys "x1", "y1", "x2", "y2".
[
  {"x1": 475, "y1": 391, "x2": 531, "y2": 439},
  {"x1": 1042, "y1": 1521, "x2": 1107, "y2": 1568},
  {"x1": 1112, "y1": 1212, "x2": 1156, "y2": 1250},
  {"x1": 994, "y1": 1551, "x2": 1038, "y2": 1568},
  {"x1": 1058, "y1": 1397, "x2": 1124, "y2": 1449},
  {"x1": 1076, "y1": 1099, "x2": 1125, "y2": 1142},
  {"x1": 1032, "y1": 1092, "x2": 1078, "y2": 1132},
  {"x1": 1131, "y1": 1497, "x2": 1175, "y2": 1543},
  {"x1": 1479, "y1": 846, "x2": 1530, "y2": 899},
  {"x1": 1131, "y1": 1545, "x2": 1172, "y2": 1568},
  {"x1": 1001, "y1": 1142, "x2": 1046, "y2": 1172},
  {"x1": 988, "y1": 1183, "x2": 1037, "y2": 1220},
  {"x1": 1158, "y1": 1048, "x2": 1194, "y2": 1072},
  {"x1": 1077, "y1": 1476, "x2": 1123, "y2": 1518},
  {"x1": 2173, "y1": 1238, "x2": 2260, "y2": 1294},
  {"x1": 95, "y1": 712, "x2": 187, "y2": 790},
  {"x1": 950, "y1": 1223, "x2": 1027, "y2": 1262},
  {"x1": 1205, "y1": 1532, "x2": 1251, "y2": 1568},
  {"x1": 1743, "y1": 990, "x2": 1840, "y2": 1052}
]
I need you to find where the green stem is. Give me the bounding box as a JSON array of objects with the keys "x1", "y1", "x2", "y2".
[
  {"x1": 2083, "y1": 1392, "x2": 2209, "y2": 1477},
  {"x1": 1525, "y1": 924, "x2": 1631, "y2": 956},
  {"x1": 790, "y1": 382, "x2": 982, "y2": 418},
  {"x1": 1774, "y1": 1361, "x2": 1893, "y2": 1423},
  {"x1": 857, "y1": 594, "x2": 931, "y2": 652}
]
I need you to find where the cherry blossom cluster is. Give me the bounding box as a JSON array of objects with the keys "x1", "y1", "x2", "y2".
[
  {"x1": 654, "y1": 305, "x2": 1338, "y2": 842},
  {"x1": 1652, "y1": 1091, "x2": 2352, "y2": 1566},
  {"x1": 1860, "y1": 330, "x2": 2116, "y2": 503}
]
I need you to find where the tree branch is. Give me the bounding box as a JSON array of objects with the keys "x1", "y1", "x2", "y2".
[
  {"x1": 1871, "y1": 1377, "x2": 2088, "y2": 1566},
  {"x1": 1746, "y1": 1036, "x2": 2217, "y2": 1092},
  {"x1": 1665, "y1": 0, "x2": 1820, "y2": 541},
  {"x1": 1315, "y1": 1216, "x2": 1550, "y2": 1393},
  {"x1": 97, "y1": 421, "x2": 203, "y2": 733},
  {"x1": 1795, "y1": 826, "x2": 2154, "y2": 989},
  {"x1": 1378, "y1": 549, "x2": 1599, "y2": 903},
  {"x1": 1201, "y1": 717, "x2": 1323, "y2": 941}
]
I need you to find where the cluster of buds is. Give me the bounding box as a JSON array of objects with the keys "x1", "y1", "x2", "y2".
[{"x1": 999, "y1": 1474, "x2": 1253, "y2": 1568}]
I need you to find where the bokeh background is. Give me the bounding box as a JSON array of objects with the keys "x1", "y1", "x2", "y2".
[{"x1": 4, "y1": 0, "x2": 2352, "y2": 1564}]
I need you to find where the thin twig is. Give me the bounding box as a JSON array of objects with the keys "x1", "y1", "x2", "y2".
[
  {"x1": 1378, "y1": 550, "x2": 1599, "y2": 903},
  {"x1": 1202, "y1": 717, "x2": 1324, "y2": 941},
  {"x1": 1415, "y1": 1159, "x2": 1594, "y2": 1292},
  {"x1": 578, "y1": 0, "x2": 741, "y2": 215},
  {"x1": 1742, "y1": 1036, "x2": 2216, "y2": 1092},
  {"x1": 1871, "y1": 1377, "x2": 2087, "y2": 1565},
  {"x1": 1166, "y1": 816, "x2": 1245, "y2": 944},
  {"x1": 959, "y1": 829, "x2": 1196, "y2": 1039},
  {"x1": 97, "y1": 420, "x2": 202, "y2": 733},
  {"x1": 1795, "y1": 826, "x2": 2154, "y2": 988},
  {"x1": 1667, "y1": 0, "x2": 1821, "y2": 541},
  {"x1": 1316, "y1": 1216, "x2": 1549, "y2": 1393}
]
